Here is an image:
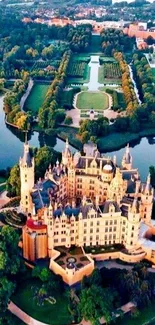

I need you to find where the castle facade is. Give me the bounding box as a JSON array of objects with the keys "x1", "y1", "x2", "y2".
[{"x1": 20, "y1": 140, "x2": 155, "y2": 285}]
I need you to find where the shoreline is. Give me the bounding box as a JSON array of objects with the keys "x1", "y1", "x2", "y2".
[{"x1": 97, "y1": 128, "x2": 155, "y2": 153}]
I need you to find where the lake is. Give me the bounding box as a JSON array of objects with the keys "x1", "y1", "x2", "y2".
[
  {"x1": 0, "y1": 96, "x2": 155, "y2": 180},
  {"x1": 0, "y1": 96, "x2": 76, "y2": 169}
]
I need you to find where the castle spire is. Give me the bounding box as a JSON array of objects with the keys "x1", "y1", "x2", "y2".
[
  {"x1": 25, "y1": 131, "x2": 28, "y2": 145},
  {"x1": 145, "y1": 173, "x2": 151, "y2": 193},
  {"x1": 132, "y1": 196, "x2": 139, "y2": 213},
  {"x1": 122, "y1": 143, "x2": 132, "y2": 170}
]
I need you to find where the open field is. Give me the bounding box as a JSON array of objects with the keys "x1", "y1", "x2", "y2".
[
  {"x1": 76, "y1": 91, "x2": 109, "y2": 111},
  {"x1": 12, "y1": 278, "x2": 72, "y2": 325},
  {"x1": 24, "y1": 84, "x2": 49, "y2": 114}
]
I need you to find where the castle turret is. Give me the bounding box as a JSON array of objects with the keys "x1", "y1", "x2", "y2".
[
  {"x1": 140, "y1": 174, "x2": 154, "y2": 223},
  {"x1": 62, "y1": 138, "x2": 72, "y2": 166},
  {"x1": 20, "y1": 135, "x2": 34, "y2": 214},
  {"x1": 122, "y1": 144, "x2": 132, "y2": 170},
  {"x1": 125, "y1": 197, "x2": 140, "y2": 250}
]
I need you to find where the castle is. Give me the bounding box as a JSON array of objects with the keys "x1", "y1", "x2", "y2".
[{"x1": 20, "y1": 139, "x2": 155, "y2": 285}]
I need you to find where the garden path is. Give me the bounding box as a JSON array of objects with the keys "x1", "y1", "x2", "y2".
[
  {"x1": 0, "y1": 190, "x2": 10, "y2": 208},
  {"x1": 9, "y1": 301, "x2": 91, "y2": 325}
]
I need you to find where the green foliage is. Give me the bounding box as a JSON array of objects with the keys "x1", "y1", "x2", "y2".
[
  {"x1": 79, "y1": 117, "x2": 109, "y2": 140},
  {"x1": 6, "y1": 164, "x2": 20, "y2": 197},
  {"x1": 32, "y1": 266, "x2": 51, "y2": 282},
  {"x1": 61, "y1": 87, "x2": 80, "y2": 109},
  {"x1": 38, "y1": 51, "x2": 71, "y2": 131},
  {"x1": 34, "y1": 146, "x2": 61, "y2": 180},
  {"x1": 78, "y1": 285, "x2": 115, "y2": 324},
  {"x1": 0, "y1": 226, "x2": 21, "y2": 316},
  {"x1": 132, "y1": 53, "x2": 155, "y2": 114},
  {"x1": 64, "y1": 116, "x2": 73, "y2": 125},
  {"x1": 101, "y1": 29, "x2": 135, "y2": 56}
]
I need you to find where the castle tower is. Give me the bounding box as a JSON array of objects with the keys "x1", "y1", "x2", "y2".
[
  {"x1": 62, "y1": 138, "x2": 72, "y2": 166},
  {"x1": 43, "y1": 204, "x2": 54, "y2": 257},
  {"x1": 140, "y1": 174, "x2": 154, "y2": 224},
  {"x1": 19, "y1": 135, "x2": 34, "y2": 214},
  {"x1": 122, "y1": 144, "x2": 132, "y2": 170},
  {"x1": 125, "y1": 197, "x2": 140, "y2": 250}
]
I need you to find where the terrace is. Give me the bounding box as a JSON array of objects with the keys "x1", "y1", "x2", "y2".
[{"x1": 55, "y1": 246, "x2": 90, "y2": 270}]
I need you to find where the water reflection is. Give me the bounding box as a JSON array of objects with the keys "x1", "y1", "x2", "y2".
[{"x1": 104, "y1": 137, "x2": 155, "y2": 181}]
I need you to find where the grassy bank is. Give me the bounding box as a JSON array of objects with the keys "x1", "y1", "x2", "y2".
[{"x1": 98, "y1": 128, "x2": 155, "y2": 152}]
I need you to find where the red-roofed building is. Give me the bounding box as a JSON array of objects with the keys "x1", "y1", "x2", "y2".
[
  {"x1": 23, "y1": 218, "x2": 47, "y2": 261},
  {"x1": 124, "y1": 24, "x2": 155, "y2": 40}
]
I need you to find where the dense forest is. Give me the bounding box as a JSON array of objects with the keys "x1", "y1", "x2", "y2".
[{"x1": 100, "y1": 29, "x2": 135, "y2": 56}]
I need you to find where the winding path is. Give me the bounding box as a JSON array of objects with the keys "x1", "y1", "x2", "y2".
[
  {"x1": 9, "y1": 302, "x2": 50, "y2": 325},
  {"x1": 9, "y1": 301, "x2": 90, "y2": 325}
]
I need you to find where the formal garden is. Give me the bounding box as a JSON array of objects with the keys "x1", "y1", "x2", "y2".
[
  {"x1": 67, "y1": 54, "x2": 91, "y2": 85},
  {"x1": 98, "y1": 62, "x2": 122, "y2": 84},
  {"x1": 76, "y1": 91, "x2": 109, "y2": 111}
]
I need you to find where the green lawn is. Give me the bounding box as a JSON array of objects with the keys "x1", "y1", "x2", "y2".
[
  {"x1": 24, "y1": 84, "x2": 49, "y2": 115},
  {"x1": 113, "y1": 303, "x2": 155, "y2": 325},
  {"x1": 12, "y1": 279, "x2": 72, "y2": 325},
  {"x1": 76, "y1": 91, "x2": 109, "y2": 110}
]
